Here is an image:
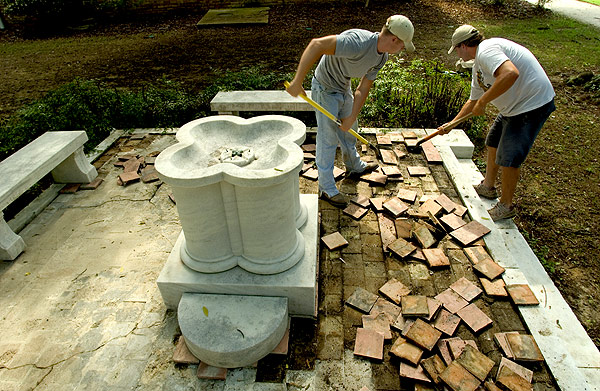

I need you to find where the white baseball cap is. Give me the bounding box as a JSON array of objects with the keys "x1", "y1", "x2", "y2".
[
  {"x1": 448, "y1": 24, "x2": 479, "y2": 54},
  {"x1": 386, "y1": 15, "x2": 415, "y2": 52}
]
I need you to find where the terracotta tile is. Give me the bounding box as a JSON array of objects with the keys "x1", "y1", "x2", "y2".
[
  {"x1": 437, "y1": 338, "x2": 455, "y2": 365},
  {"x1": 421, "y1": 354, "x2": 447, "y2": 385},
  {"x1": 498, "y1": 357, "x2": 533, "y2": 383},
  {"x1": 434, "y1": 308, "x2": 462, "y2": 336},
  {"x1": 343, "y1": 203, "x2": 369, "y2": 220},
  {"x1": 433, "y1": 194, "x2": 456, "y2": 213},
  {"x1": 380, "y1": 149, "x2": 398, "y2": 165},
  {"x1": 480, "y1": 278, "x2": 508, "y2": 297},
  {"x1": 411, "y1": 247, "x2": 427, "y2": 262},
  {"x1": 399, "y1": 362, "x2": 431, "y2": 383},
  {"x1": 80, "y1": 177, "x2": 103, "y2": 190},
  {"x1": 381, "y1": 165, "x2": 402, "y2": 178},
  {"x1": 60, "y1": 183, "x2": 81, "y2": 194},
  {"x1": 362, "y1": 172, "x2": 388, "y2": 186},
  {"x1": 506, "y1": 284, "x2": 540, "y2": 306},
  {"x1": 463, "y1": 246, "x2": 493, "y2": 265},
  {"x1": 300, "y1": 163, "x2": 312, "y2": 173},
  {"x1": 448, "y1": 339, "x2": 478, "y2": 360},
  {"x1": 407, "y1": 209, "x2": 429, "y2": 219},
  {"x1": 402, "y1": 130, "x2": 418, "y2": 139},
  {"x1": 370, "y1": 297, "x2": 402, "y2": 321},
  {"x1": 391, "y1": 313, "x2": 407, "y2": 331},
  {"x1": 118, "y1": 171, "x2": 140, "y2": 185},
  {"x1": 271, "y1": 324, "x2": 290, "y2": 355},
  {"x1": 423, "y1": 248, "x2": 451, "y2": 267},
  {"x1": 346, "y1": 287, "x2": 379, "y2": 313},
  {"x1": 369, "y1": 197, "x2": 385, "y2": 212},
  {"x1": 394, "y1": 218, "x2": 413, "y2": 239},
  {"x1": 419, "y1": 198, "x2": 443, "y2": 217},
  {"x1": 397, "y1": 188, "x2": 418, "y2": 203},
  {"x1": 473, "y1": 258, "x2": 505, "y2": 280},
  {"x1": 440, "y1": 213, "x2": 467, "y2": 231},
  {"x1": 379, "y1": 278, "x2": 411, "y2": 305},
  {"x1": 455, "y1": 344, "x2": 494, "y2": 381},
  {"x1": 173, "y1": 336, "x2": 200, "y2": 364},
  {"x1": 484, "y1": 381, "x2": 503, "y2": 391},
  {"x1": 389, "y1": 133, "x2": 404, "y2": 143},
  {"x1": 377, "y1": 213, "x2": 397, "y2": 251},
  {"x1": 197, "y1": 362, "x2": 228, "y2": 380},
  {"x1": 123, "y1": 157, "x2": 142, "y2": 173},
  {"x1": 450, "y1": 277, "x2": 483, "y2": 302},
  {"x1": 450, "y1": 221, "x2": 491, "y2": 246},
  {"x1": 390, "y1": 336, "x2": 423, "y2": 365},
  {"x1": 303, "y1": 152, "x2": 316, "y2": 161},
  {"x1": 362, "y1": 312, "x2": 392, "y2": 339},
  {"x1": 401, "y1": 295, "x2": 430, "y2": 317},
  {"x1": 302, "y1": 143, "x2": 316, "y2": 152},
  {"x1": 389, "y1": 237, "x2": 417, "y2": 259},
  {"x1": 425, "y1": 297, "x2": 442, "y2": 321},
  {"x1": 421, "y1": 140, "x2": 443, "y2": 164},
  {"x1": 321, "y1": 232, "x2": 348, "y2": 250},
  {"x1": 401, "y1": 318, "x2": 415, "y2": 336},
  {"x1": 377, "y1": 134, "x2": 393, "y2": 146},
  {"x1": 412, "y1": 222, "x2": 437, "y2": 248},
  {"x1": 405, "y1": 318, "x2": 442, "y2": 351},
  {"x1": 141, "y1": 166, "x2": 159, "y2": 183},
  {"x1": 506, "y1": 334, "x2": 544, "y2": 362},
  {"x1": 354, "y1": 327, "x2": 384, "y2": 360},
  {"x1": 427, "y1": 211, "x2": 446, "y2": 233},
  {"x1": 435, "y1": 288, "x2": 469, "y2": 314},
  {"x1": 496, "y1": 366, "x2": 533, "y2": 391},
  {"x1": 439, "y1": 361, "x2": 481, "y2": 391},
  {"x1": 494, "y1": 332, "x2": 519, "y2": 359},
  {"x1": 383, "y1": 197, "x2": 409, "y2": 217},
  {"x1": 302, "y1": 167, "x2": 318, "y2": 180},
  {"x1": 407, "y1": 166, "x2": 430, "y2": 177},
  {"x1": 333, "y1": 166, "x2": 345, "y2": 180},
  {"x1": 453, "y1": 204, "x2": 468, "y2": 217},
  {"x1": 351, "y1": 194, "x2": 371, "y2": 208},
  {"x1": 394, "y1": 146, "x2": 408, "y2": 159},
  {"x1": 457, "y1": 303, "x2": 493, "y2": 333}
]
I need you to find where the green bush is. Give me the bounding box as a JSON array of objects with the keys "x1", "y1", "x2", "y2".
[{"x1": 1, "y1": 0, "x2": 130, "y2": 25}]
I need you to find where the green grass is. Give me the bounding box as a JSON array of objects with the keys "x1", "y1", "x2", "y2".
[{"x1": 579, "y1": 0, "x2": 600, "y2": 6}]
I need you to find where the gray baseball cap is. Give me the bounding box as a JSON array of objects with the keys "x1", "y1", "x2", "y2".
[
  {"x1": 386, "y1": 15, "x2": 415, "y2": 52},
  {"x1": 448, "y1": 24, "x2": 479, "y2": 54}
]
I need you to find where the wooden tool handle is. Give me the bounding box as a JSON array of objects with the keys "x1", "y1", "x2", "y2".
[{"x1": 416, "y1": 113, "x2": 474, "y2": 146}]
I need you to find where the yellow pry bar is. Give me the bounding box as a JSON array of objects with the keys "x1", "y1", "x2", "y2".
[{"x1": 283, "y1": 81, "x2": 369, "y2": 145}]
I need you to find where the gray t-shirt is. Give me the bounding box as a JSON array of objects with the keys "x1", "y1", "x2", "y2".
[{"x1": 314, "y1": 29, "x2": 388, "y2": 93}]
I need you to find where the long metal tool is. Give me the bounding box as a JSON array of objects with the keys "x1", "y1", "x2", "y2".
[
  {"x1": 415, "y1": 112, "x2": 475, "y2": 147},
  {"x1": 283, "y1": 81, "x2": 382, "y2": 158}
]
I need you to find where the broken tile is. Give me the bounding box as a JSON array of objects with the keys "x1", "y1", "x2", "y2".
[
  {"x1": 435, "y1": 288, "x2": 469, "y2": 314},
  {"x1": 321, "y1": 232, "x2": 348, "y2": 250},
  {"x1": 473, "y1": 258, "x2": 505, "y2": 280},
  {"x1": 123, "y1": 157, "x2": 142, "y2": 173},
  {"x1": 346, "y1": 287, "x2": 379, "y2": 313},
  {"x1": 333, "y1": 166, "x2": 345, "y2": 180},
  {"x1": 498, "y1": 357, "x2": 533, "y2": 383},
  {"x1": 448, "y1": 338, "x2": 478, "y2": 360},
  {"x1": 421, "y1": 140, "x2": 443, "y2": 164},
  {"x1": 197, "y1": 362, "x2": 227, "y2": 380},
  {"x1": 455, "y1": 344, "x2": 494, "y2": 381},
  {"x1": 437, "y1": 339, "x2": 454, "y2": 365},
  {"x1": 383, "y1": 197, "x2": 409, "y2": 217},
  {"x1": 506, "y1": 284, "x2": 540, "y2": 306},
  {"x1": 405, "y1": 318, "x2": 442, "y2": 351},
  {"x1": 496, "y1": 366, "x2": 533, "y2": 391},
  {"x1": 464, "y1": 246, "x2": 493, "y2": 265},
  {"x1": 390, "y1": 336, "x2": 423, "y2": 365},
  {"x1": 506, "y1": 334, "x2": 544, "y2": 362},
  {"x1": 302, "y1": 168, "x2": 318, "y2": 180},
  {"x1": 412, "y1": 222, "x2": 437, "y2": 248},
  {"x1": 453, "y1": 204, "x2": 468, "y2": 217},
  {"x1": 480, "y1": 278, "x2": 508, "y2": 297},
  {"x1": 80, "y1": 177, "x2": 103, "y2": 190},
  {"x1": 362, "y1": 312, "x2": 392, "y2": 340},
  {"x1": 411, "y1": 247, "x2": 427, "y2": 262},
  {"x1": 377, "y1": 213, "x2": 397, "y2": 251},
  {"x1": 379, "y1": 278, "x2": 411, "y2": 305},
  {"x1": 494, "y1": 332, "x2": 519, "y2": 359},
  {"x1": 369, "y1": 197, "x2": 385, "y2": 212},
  {"x1": 380, "y1": 149, "x2": 398, "y2": 165},
  {"x1": 362, "y1": 172, "x2": 388, "y2": 186},
  {"x1": 425, "y1": 297, "x2": 442, "y2": 321},
  {"x1": 450, "y1": 277, "x2": 483, "y2": 302},
  {"x1": 388, "y1": 237, "x2": 417, "y2": 259},
  {"x1": 397, "y1": 188, "x2": 418, "y2": 203},
  {"x1": 423, "y1": 248, "x2": 451, "y2": 267},
  {"x1": 421, "y1": 354, "x2": 447, "y2": 385},
  {"x1": 407, "y1": 166, "x2": 430, "y2": 177},
  {"x1": 450, "y1": 221, "x2": 491, "y2": 246},
  {"x1": 440, "y1": 213, "x2": 467, "y2": 231},
  {"x1": 351, "y1": 194, "x2": 371, "y2": 208},
  {"x1": 401, "y1": 295, "x2": 430, "y2": 317},
  {"x1": 119, "y1": 171, "x2": 140, "y2": 185},
  {"x1": 419, "y1": 198, "x2": 444, "y2": 217},
  {"x1": 439, "y1": 361, "x2": 481, "y2": 391},
  {"x1": 354, "y1": 328, "x2": 384, "y2": 360},
  {"x1": 399, "y1": 362, "x2": 431, "y2": 383},
  {"x1": 343, "y1": 203, "x2": 369, "y2": 220},
  {"x1": 377, "y1": 134, "x2": 393, "y2": 146},
  {"x1": 173, "y1": 336, "x2": 200, "y2": 364},
  {"x1": 433, "y1": 308, "x2": 462, "y2": 336},
  {"x1": 457, "y1": 303, "x2": 493, "y2": 333},
  {"x1": 381, "y1": 165, "x2": 402, "y2": 178}
]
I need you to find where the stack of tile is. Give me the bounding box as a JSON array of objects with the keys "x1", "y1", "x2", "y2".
[{"x1": 114, "y1": 151, "x2": 160, "y2": 186}]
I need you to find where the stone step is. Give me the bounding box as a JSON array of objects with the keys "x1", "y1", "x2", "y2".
[{"x1": 178, "y1": 293, "x2": 288, "y2": 368}]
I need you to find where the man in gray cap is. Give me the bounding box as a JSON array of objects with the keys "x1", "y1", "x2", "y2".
[
  {"x1": 287, "y1": 15, "x2": 415, "y2": 208},
  {"x1": 441, "y1": 25, "x2": 555, "y2": 221}
]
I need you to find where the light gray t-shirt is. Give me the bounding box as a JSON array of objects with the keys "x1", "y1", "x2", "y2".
[
  {"x1": 470, "y1": 38, "x2": 555, "y2": 116},
  {"x1": 314, "y1": 29, "x2": 388, "y2": 93}
]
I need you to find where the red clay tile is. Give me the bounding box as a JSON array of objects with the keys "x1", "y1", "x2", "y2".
[
  {"x1": 455, "y1": 344, "x2": 494, "y2": 381},
  {"x1": 463, "y1": 246, "x2": 493, "y2": 265},
  {"x1": 433, "y1": 308, "x2": 462, "y2": 336},
  {"x1": 370, "y1": 297, "x2": 401, "y2": 321},
  {"x1": 397, "y1": 188, "x2": 418, "y2": 203},
  {"x1": 362, "y1": 172, "x2": 388, "y2": 186},
  {"x1": 173, "y1": 336, "x2": 200, "y2": 364},
  {"x1": 123, "y1": 157, "x2": 142, "y2": 173},
  {"x1": 402, "y1": 130, "x2": 418, "y2": 139},
  {"x1": 141, "y1": 166, "x2": 159, "y2": 183},
  {"x1": 377, "y1": 134, "x2": 393, "y2": 146},
  {"x1": 392, "y1": 313, "x2": 407, "y2": 331},
  {"x1": 484, "y1": 381, "x2": 503, "y2": 391},
  {"x1": 80, "y1": 177, "x2": 103, "y2": 190},
  {"x1": 419, "y1": 199, "x2": 443, "y2": 217},
  {"x1": 423, "y1": 248, "x2": 451, "y2": 267},
  {"x1": 450, "y1": 277, "x2": 483, "y2": 302},
  {"x1": 346, "y1": 287, "x2": 379, "y2": 313},
  {"x1": 362, "y1": 312, "x2": 393, "y2": 340},
  {"x1": 457, "y1": 303, "x2": 493, "y2": 333},
  {"x1": 333, "y1": 166, "x2": 345, "y2": 180},
  {"x1": 354, "y1": 328, "x2": 385, "y2": 360},
  {"x1": 383, "y1": 197, "x2": 409, "y2": 217},
  {"x1": 405, "y1": 318, "x2": 442, "y2": 351},
  {"x1": 389, "y1": 237, "x2": 417, "y2": 259},
  {"x1": 60, "y1": 183, "x2": 81, "y2": 194},
  {"x1": 498, "y1": 357, "x2": 533, "y2": 383},
  {"x1": 380, "y1": 149, "x2": 398, "y2": 165},
  {"x1": 450, "y1": 221, "x2": 491, "y2": 246},
  {"x1": 394, "y1": 218, "x2": 413, "y2": 239},
  {"x1": 303, "y1": 152, "x2": 316, "y2": 161},
  {"x1": 377, "y1": 213, "x2": 397, "y2": 251},
  {"x1": 437, "y1": 338, "x2": 455, "y2": 365},
  {"x1": 496, "y1": 366, "x2": 533, "y2": 391},
  {"x1": 473, "y1": 258, "x2": 505, "y2": 280},
  {"x1": 407, "y1": 166, "x2": 430, "y2": 177},
  {"x1": 390, "y1": 336, "x2": 423, "y2": 365},
  {"x1": 399, "y1": 362, "x2": 431, "y2": 383},
  {"x1": 369, "y1": 197, "x2": 385, "y2": 212},
  {"x1": 421, "y1": 140, "x2": 443, "y2": 164},
  {"x1": 494, "y1": 332, "x2": 519, "y2": 359},
  {"x1": 506, "y1": 284, "x2": 540, "y2": 306},
  {"x1": 197, "y1": 362, "x2": 227, "y2": 380},
  {"x1": 480, "y1": 278, "x2": 507, "y2": 297},
  {"x1": 506, "y1": 334, "x2": 544, "y2": 362},
  {"x1": 440, "y1": 213, "x2": 467, "y2": 231},
  {"x1": 389, "y1": 133, "x2": 404, "y2": 143},
  {"x1": 302, "y1": 168, "x2": 318, "y2": 180},
  {"x1": 343, "y1": 203, "x2": 369, "y2": 220},
  {"x1": 412, "y1": 222, "x2": 437, "y2": 248},
  {"x1": 421, "y1": 354, "x2": 447, "y2": 385},
  {"x1": 410, "y1": 247, "x2": 427, "y2": 262},
  {"x1": 321, "y1": 232, "x2": 348, "y2": 250},
  {"x1": 351, "y1": 195, "x2": 371, "y2": 208},
  {"x1": 119, "y1": 171, "x2": 140, "y2": 185},
  {"x1": 439, "y1": 361, "x2": 481, "y2": 391},
  {"x1": 425, "y1": 297, "x2": 442, "y2": 321},
  {"x1": 453, "y1": 204, "x2": 468, "y2": 217},
  {"x1": 435, "y1": 288, "x2": 469, "y2": 314},
  {"x1": 402, "y1": 295, "x2": 430, "y2": 317},
  {"x1": 435, "y1": 194, "x2": 458, "y2": 213},
  {"x1": 379, "y1": 278, "x2": 411, "y2": 305},
  {"x1": 394, "y1": 146, "x2": 408, "y2": 159},
  {"x1": 447, "y1": 338, "x2": 478, "y2": 360},
  {"x1": 381, "y1": 165, "x2": 402, "y2": 178},
  {"x1": 302, "y1": 143, "x2": 316, "y2": 152}
]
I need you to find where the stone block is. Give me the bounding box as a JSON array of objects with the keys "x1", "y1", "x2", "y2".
[
  {"x1": 118, "y1": 171, "x2": 140, "y2": 185},
  {"x1": 439, "y1": 361, "x2": 481, "y2": 391},
  {"x1": 450, "y1": 221, "x2": 491, "y2": 246},
  {"x1": 434, "y1": 308, "x2": 462, "y2": 336},
  {"x1": 354, "y1": 328, "x2": 384, "y2": 360},
  {"x1": 390, "y1": 336, "x2": 423, "y2": 365},
  {"x1": 379, "y1": 278, "x2": 411, "y2": 305},
  {"x1": 435, "y1": 288, "x2": 469, "y2": 314},
  {"x1": 505, "y1": 284, "x2": 540, "y2": 306},
  {"x1": 346, "y1": 287, "x2": 379, "y2": 313},
  {"x1": 455, "y1": 344, "x2": 494, "y2": 381},
  {"x1": 405, "y1": 318, "x2": 442, "y2": 351},
  {"x1": 322, "y1": 232, "x2": 348, "y2": 250},
  {"x1": 423, "y1": 248, "x2": 450, "y2": 267},
  {"x1": 457, "y1": 303, "x2": 493, "y2": 333},
  {"x1": 448, "y1": 338, "x2": 478, "y2": 360},
  {"x1": 435, "y1": 194, "x2": 458, "y2": 213},
  {"x1": 450, "y1": 277, "x2": 483, "y2": 302}
]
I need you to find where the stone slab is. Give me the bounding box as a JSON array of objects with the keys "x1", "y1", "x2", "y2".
[
  {"x1": 419, "y1": 199, "x2": 443, "y2": 217},
  {"x1": 440, "y1": 213, "x2": 467, "y2": 231},
  {"x1": 421, "y1": 140, "x2": 443, "y2": 164},
  {"x1": 173, "y1": 335, "x2": 200, "y2": 364},
  {"x1": 380, "y1": 149, "x2": 398, "y2": 165},
  {"x1": 381, "y1": 165, "x2": 402, "y2": 178},
  {"x1": 464, "y1": 246, "x2": 493, "y2": 265}
]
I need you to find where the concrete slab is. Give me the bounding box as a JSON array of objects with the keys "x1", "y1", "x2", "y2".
[{"x1": 197, "y1": 7, "x2": 270, "y2": 26}]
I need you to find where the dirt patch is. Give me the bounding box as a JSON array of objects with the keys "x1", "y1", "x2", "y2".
[{"x1": 1, "y1": 0, "x2": 599, "y2": 349}]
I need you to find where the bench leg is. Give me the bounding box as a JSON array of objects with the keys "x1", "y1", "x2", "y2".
[
  {"x1": 51, "y1": 147, "x2": 98, "y2": 183},
  {"x1": 0, "y1": 213, "x2": 25, "y2": 261}
]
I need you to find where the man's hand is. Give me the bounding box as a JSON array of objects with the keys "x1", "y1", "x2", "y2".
[
  {"x1": 339, "y1": 116, "x2": 355, "y2": 132},
  {"x1": 286, "y1": 80, "x2": 306, "y2": 98},
  {"x1": 436, "y1": 123, "x2": 452, "y2": 134}
]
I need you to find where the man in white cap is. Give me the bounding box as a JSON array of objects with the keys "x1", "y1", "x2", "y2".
[
  {"x1": 287, "y1": 15, "x2": 415, "y2": 208},
  {"x1": 441, "y1": 25, "x2": 555, "y2": 221}
]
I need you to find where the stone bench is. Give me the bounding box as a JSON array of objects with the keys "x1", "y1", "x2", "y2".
[
  {"x1": 0, "y1": 131, "x2": 98, "y2": 260},
  {"x1": 210, "y1": 90, "x2": 313, "y2": 115}
]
